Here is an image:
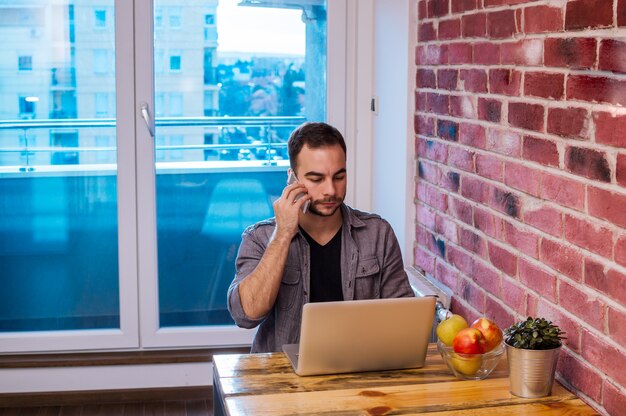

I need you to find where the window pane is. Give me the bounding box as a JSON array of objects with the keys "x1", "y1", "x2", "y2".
[
  {"x1": 0, "y1": 1, "x2": 119, "y2": 332},
  {"x1": 153, "y1": 0, "x2": 327, "y2": 328}
]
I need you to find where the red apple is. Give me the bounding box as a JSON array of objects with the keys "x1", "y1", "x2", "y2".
[
  {"x1": 470, "y1": 317, "x2": 503, "y2": 352},
  {"x1": 452, "y1": 327, "x2": 486, "y2": 354}
]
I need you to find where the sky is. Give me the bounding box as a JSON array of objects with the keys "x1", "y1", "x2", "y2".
[{"x1": 216, "y1": 0, "x2": 306, "y2": 56}]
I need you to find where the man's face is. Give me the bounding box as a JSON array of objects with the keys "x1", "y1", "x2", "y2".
[{"x1": 294, "y1": 144, "x2": 347, "y2": 217}]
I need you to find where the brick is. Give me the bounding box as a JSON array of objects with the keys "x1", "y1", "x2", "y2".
[
  {"x1": 593, "y1": 112, "x2": 626, "y2": 148},
  {"x1": 438, "y1": 18, "x2": 460, "y2": 40},
  {"x1": 474, "y1": 206, "x2": 502, "y2": 239},
  {"x1": 501, "y1": 39, "x2": 543, "y2": 66},
  {"x1": 526, "y1": 292, "x2": 538, "y2": 317},
  {"x1": 565, "y1": 146, "x2": 611, "y2": 182},
  {"x1": 428, "y1": 0, "x2": 449, "y2": 17},
  {"x1": 448, "y1": 42, "x2": 473, "y2": 64},
  {"x1": 620, "y1": 0, "x2": 626, "y2": 26},
  {"x1": 449, "y1": 95, "x2": 476, "y2": 119},
  {"x1": 459, "y1": 123, "x2": 486, "y2": 149},
  {"x1": 417, "y1": 181, "x2": 448, "y2": 211},
  {"x1": 435, "y1": 261, "x2": 458, "y2": 293},
  {"x1": 488, "y1": 242, "x2": 517, "y2": 276},
  {"x1": 486, "y1": 129, "x2": 521, "y2": 157},
  {"x1": 589, "y1": 187, "x2": 626, "y2": 228},
  {"x1": 540, "y1": 238, "x2": 583, "y2": 281},
  {"x1": 519, "y1": 259, "x2": 557, "y2": 302},
  {"x1": 547, "y1": 107, "x2": 589, "y2": 140},
  {"x1": 416, "y1": 115, "x2": 435, "y2": 137},
  {"x1": 416, "y1": 91, "x2": 427, "y2": 112},
  {"x1": 540, "y1": 173, "x2": 585, "y2": 211},
  {"x1": 448, "y1": 146, "x2": 474, "y2": 172},
  {"x1": 557, "y1": 351, "x2": 603, "y2": 403},
  {"x1": 460, "y1": 227, "x2": 487, "y2": 256},
  {"x1": 490, "y1": 187, "x2": 521, "y2": 218},
  {"x1": 508, "y1": 102, "x2": 545, "y2": 132},
  {"x1": 523, "y1": 136, "x2": 559, "y2": 167},
  {"x1": 567, "y1": 75, "x2": 626, "y2": 107},
  {"x1": 585, "y1": 259, "x2": 626, "y2": 306},
  {"x1": 487, "y1": 9, "x2": 517, "y2": 39},
  {"x1": 485, "y1": 0, "x2": 540, "y2": 6},
  {"x1": 485, "y1": 296, "x2": 515, "y2": 330},
  {"x1": 449, "y1": 297, "x2": 479, "y2": 324},
  {"x1": 417, "y1": 203, "x2": 436, "y2": 230},
  {"x1": 415, "y1": 246, "x2": 436, "y2": 275},
  {"x1": 418, "y1": 0, "x2": 427, "y2": 19},
  {"x1": 476, "y1": 153, "x2": 503, "y2": 181},
  {"x1": 564, "y1": 215, "x2": 613, "y2": 257},
  {"x1": 418, "y1": 160, "x2": 441, "y2": 184},
  {"x1": 544, "y1": 38, "x2": 596, "y2": 70},
  {"x1": 524, "y1": 6, "x2": 563, "y2": 33},
  {"x1": 472, "y1": 261, "x2": 501, "y2": 296},
  {"x1": 609, "y1": 307, "x2": 626, "y2": 355},
  {"x1": 501, "y1": 278, "x2": 525, "y2": 314},
  {"x1": 474, "y1": 43, "x2": 500, "y2": 65},
  {"x1": 437, "y1": 119, "x2": 459, "y2": 141},
  {"x1": 565, "y1": 0, "x2": 613, "y2": 30},
  {"x1": 452, "y1": 0, "x2": 479, "y2": 13},
  {"x1": 582, "y1": 330, "x2": 626, "y2": 388},
  {"x1": 559, "y1": 280, "x2": 605, "y2": 331},
  {"x1": 417, "y1": 44, "x2": 448, "y2": 65},
  {"x1": 436, "y1": 214, "x2": 458, "y2": 243},
  {"x1": 459, "y1": 278, "x2": 486, "y2": 313},
  {"x1": 489, "y1": 69, "x2": 521, "y2": 96},
  {"x1": 448, "y1": 245, "x2": 476, "y2": 278},
  {"x1": 449, "y1": 196, "x2": 473, "y2": 225},
  {"x1": 504, "y1": 221, "x2": 539, "y2": 258},
  {"x1": 536, "y1": 299, "x2": 581, "y2": 352},
  {"x1": 426, "y1": 93, "x2": 449, "y2": 115},
  {"x1": 616, "y1": 234, "x2": 626, "y2": 268},
  {"x1": 604, "y1": 380, "x2": 626, "y2": 416},
  {"x1": 618, "y1": 154, "x2": 626, "y2": 187},
  {"x1": 461, "y1": 176, "x2": 490, "y2": 204},
  {"x1": 416, "y1": 69, "x2": 436, "y2": 88},
  {"x1": 524, "y1": 204, "x2": 562, "y2": 237},
  {"x1": 524, "y1": 72, "x2": 564, "y2": 100},
  {"x1": 598, "y1": 39, "x2": 626, "y2": 74},
  {"x1": 462, "y1": 13, "x2": 486, "y2": 38},
  {"x1": 419, "y1": 22, "x2": 437, "y2": 42},
  {"x1": 477, "y1": 98, "x2": 502, "y2": 123},
  {"x1": 460, "y1": 69, "x2": 487, "y2": 93},
  {"x1": 441, "y1": 170, "x2": 461, "y2": 193},
  {"x1": 417, "y1": 137, "x2": 447, "y2": 163},
  {"x1": 505, "y1": 162, "x2": 541, "y2": 197}
]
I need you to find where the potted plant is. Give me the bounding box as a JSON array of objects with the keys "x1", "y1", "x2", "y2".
[{"x1": 504, "y1": 317, "x2": 566, "y2": 398}]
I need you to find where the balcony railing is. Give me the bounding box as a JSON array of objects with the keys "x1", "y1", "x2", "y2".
[{"x1": 0, "y1": 116, "x2": 306, "y2": 172}]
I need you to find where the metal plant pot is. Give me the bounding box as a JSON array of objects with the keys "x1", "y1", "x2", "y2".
[{"x1": 506, "y1": 343, "x2": 561, "y2": 398}]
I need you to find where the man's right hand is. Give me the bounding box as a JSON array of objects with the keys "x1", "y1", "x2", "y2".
[{"x1": 273, "y1": 182, "x2": 310, "y2": 241}]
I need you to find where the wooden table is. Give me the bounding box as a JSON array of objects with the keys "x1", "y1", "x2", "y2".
[{"x1": 213, "y1": 344, "x2": 598, "y2": 415}]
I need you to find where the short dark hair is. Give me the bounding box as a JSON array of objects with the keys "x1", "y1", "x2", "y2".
[{"x1": 287, "y1": 122, "x2": 347, "y2": 171}]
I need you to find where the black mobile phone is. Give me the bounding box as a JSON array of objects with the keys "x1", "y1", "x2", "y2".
[{"x1": 287, "y1": 171, "x2": 310, "y2": 213}]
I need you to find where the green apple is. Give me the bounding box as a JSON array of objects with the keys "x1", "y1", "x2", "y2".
[{"x1": 436, "y1": 314, "x2": 468, "y2": 346}]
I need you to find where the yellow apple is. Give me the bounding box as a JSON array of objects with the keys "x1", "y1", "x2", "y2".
[
  {"x1": 451, "y1": 354, "x2": 482, "y2": 375},
  {"x1": 436, "y1": 314, "x2": 468, "y2": 346}
]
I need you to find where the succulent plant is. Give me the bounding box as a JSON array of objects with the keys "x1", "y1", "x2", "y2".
[{"x1": 504, "y1": 317, "x2": 566, "y2": 350}]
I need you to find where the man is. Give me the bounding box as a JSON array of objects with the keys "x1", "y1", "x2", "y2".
[{"x1": 227, "y1": 122, "x2": 414, "y2": 353}]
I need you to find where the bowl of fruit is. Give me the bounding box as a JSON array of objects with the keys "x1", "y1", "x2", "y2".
[{"x1": 436, "y1": 315, "x2": 505, "y2": 380}]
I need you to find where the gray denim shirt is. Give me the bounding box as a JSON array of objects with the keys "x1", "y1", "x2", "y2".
[{"x1": 227, "y1": 204, "x2": 414, "y2": 353}]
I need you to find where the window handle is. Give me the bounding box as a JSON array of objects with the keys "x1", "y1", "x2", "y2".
[{"x1": 140, "y1": 102, "x2": 155, "y2": 138}]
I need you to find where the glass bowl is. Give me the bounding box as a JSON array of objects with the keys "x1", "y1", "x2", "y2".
[{"x1": 437, "y1": 340, "x2": 505, "y2": 380}]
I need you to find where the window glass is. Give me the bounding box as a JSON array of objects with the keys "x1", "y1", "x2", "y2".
[
  {"x1": 153, "y1": 0, "x2": 327, "y2": 328},
  {"x1": 94, "y1": 9, "x2": 106, "y2": 28},
  {"x1": 95, "y1": 92, "x2": 108, "y2": 116},
  {"x1": 0, "y1": 1, "x2": 119, "y2": 333},
  {"x1": 168, "y1": 7, "x2": 182, "y2": 28}
]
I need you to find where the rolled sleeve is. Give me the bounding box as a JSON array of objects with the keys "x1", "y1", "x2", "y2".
[{"x1": 380, "y1": 221, "x2": 414, "y2": 299}]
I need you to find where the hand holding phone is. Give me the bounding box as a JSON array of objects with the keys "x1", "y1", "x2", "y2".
[{"x1": 287, "y1": 171, "x2": 310, "y2": 214}]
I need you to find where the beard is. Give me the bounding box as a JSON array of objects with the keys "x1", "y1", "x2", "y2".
[{"x1": 308, "y1": 197, "x2": 343, "y2": 217}]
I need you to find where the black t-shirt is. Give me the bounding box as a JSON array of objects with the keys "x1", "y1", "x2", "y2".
[{"x1": 300, "y1": 226, "x2": 343, "y2": 303}]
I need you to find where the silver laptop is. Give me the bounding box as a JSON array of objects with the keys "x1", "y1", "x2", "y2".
[{"x1": 282, "y1": 296, "x2": 436, "y2": 376}]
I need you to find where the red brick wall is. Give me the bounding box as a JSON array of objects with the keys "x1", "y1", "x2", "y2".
[{"x1": 414, "y1": 0, "x2": 626, "y2": 413}]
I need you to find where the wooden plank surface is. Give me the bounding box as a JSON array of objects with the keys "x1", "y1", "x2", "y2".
[{"x1": 213, "y1": 344, "x2": 599, "y2": 416}]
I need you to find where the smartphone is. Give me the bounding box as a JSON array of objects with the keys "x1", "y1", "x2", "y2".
[{"x1": 287, "y1": 171, "x2": 310, "y2": 214}]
